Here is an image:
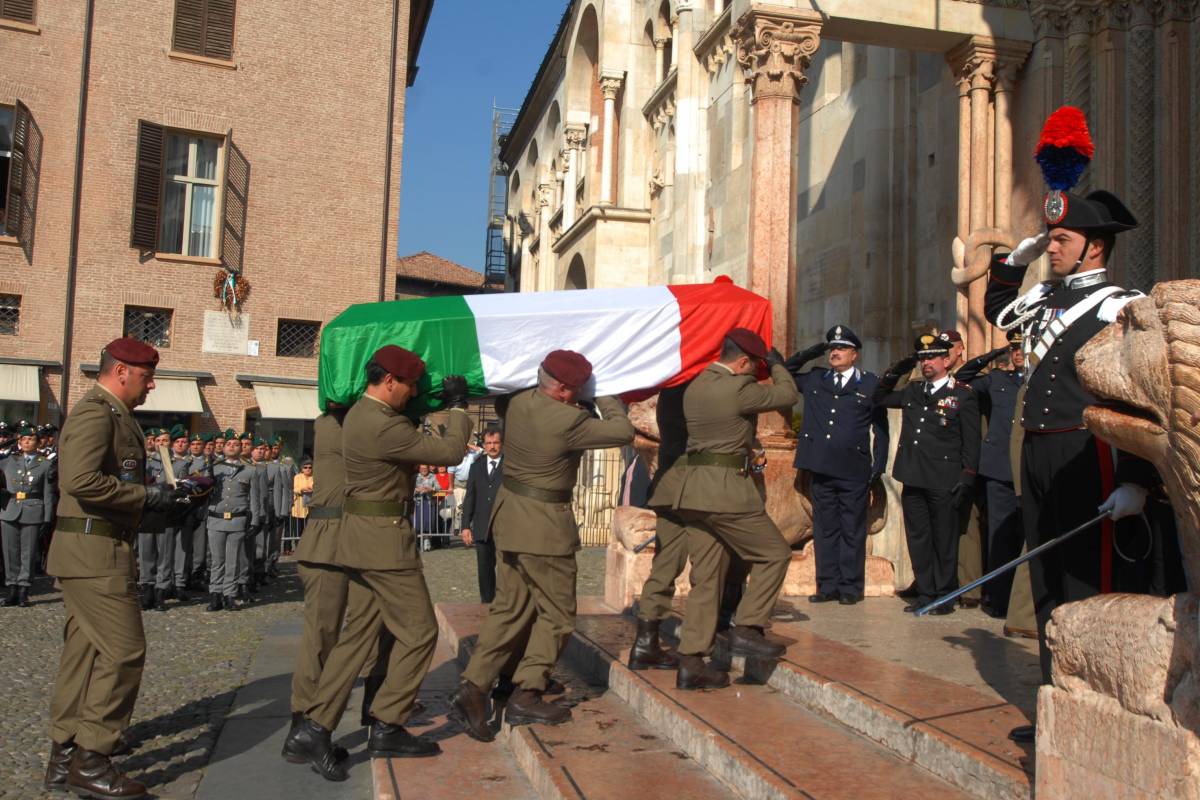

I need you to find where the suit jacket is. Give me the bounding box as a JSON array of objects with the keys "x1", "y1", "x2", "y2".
[
  {"x1": 874, "y1": 376, "x2": 980, "y2": 490},
  {"x1": 337, "y1": 394, "x2": 472, "y2": 570},
  {"x1": 791, "y1": 367, "x2": 889, "y2": 483},
  {"x1": 0, "y1": 452, "x2": 56, "y2": 524},
  {"x1": 48, "y1": 385, "x2": 149, "y2": 578},
  {"x1": 968, "y1": 368, "x2": 1023, "y2": 482},
  {"x1": 296, "y1": 412, "x2": 345, "y2": 566},
  {"x1": 490, "y1": 390, "x2": 633, "y2": 556},
  {"x1": 651, "y1": 362, "x2": 799, "y2": 514},
  {"x1": 462, "y1": 454, "x2": 503, "y2": 542}
]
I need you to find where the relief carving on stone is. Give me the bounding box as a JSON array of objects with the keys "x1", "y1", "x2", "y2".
[
  {"x1": 600, "y1": 76, "x2": 624, "y2": 101},
  {"x1": 564, "y1": 125, "x2": 587, "y2": 150},
  {"x1": 733, "y1": 10, "x2": 822, "y2": 102}
]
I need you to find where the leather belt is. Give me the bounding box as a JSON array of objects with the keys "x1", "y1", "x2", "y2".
[
  {"x1": 56, "y1": 516, "x2": 134, "y2": 542},
  {"x1": 502, "y1": 476, "x2": 572, "y2": 504},
  {"x1": 687, "y1": 451, "x2": 750, "y2": 474},
  {"x1": 305, "y1": 505, "x2": 342, "y2": 520},
  {"x1": 13, "y1": 491, "x2": 42, "y2": 500},
  {"x1": 344, "y1": 498, "x2": 413, "y2": 517},
  {"x1": 209, "y1": 509, "x2": 248, "y2": 520}
]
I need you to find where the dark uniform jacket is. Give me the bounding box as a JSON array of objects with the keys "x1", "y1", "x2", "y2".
[
  {"x1": 339, "y1": 395, "x2": 472, "y2": 571},
  {"x1": 652, "y1": 362, "x2": 799, "y2": 513},
  {"x1": 1, "y1": 452, "x2": 56, "y2": 524},
  {"x1": 296, "y1": 412, "x2": 345, "y2": 566},
  {"x1": 790, "y1": 367, "x2": 888, "y2": 482},
  {"x1": 48, "y1": 385, "x2": 149, "y2": 578},
  {"x1": 874, "y1": 376, "x2": 980, "y2": 491},
  {"x1": 967, "y1": 368, "x2": 1023, "y2": 482},
  {"x1": 461, "y1": 453, "x2": 503, "y2": 543},
  {"x1": 491, "y1": 390, "x2": 633, "y2": 556}
]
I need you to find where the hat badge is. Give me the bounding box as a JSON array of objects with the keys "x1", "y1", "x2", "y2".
[
  {"x1": 1043, "y1": 190, "x2": 1068, "y2": 225},
  {"x1": 834, "y1": 326, "x2": 843, "y2": 338},
  {"x1": 921, "y1": 334, "x2": 935, "y2": 347}
]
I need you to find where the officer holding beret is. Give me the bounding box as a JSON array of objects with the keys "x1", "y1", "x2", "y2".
[{"x1": 785, "y1": 325, "x2": 889, "y2": 605}]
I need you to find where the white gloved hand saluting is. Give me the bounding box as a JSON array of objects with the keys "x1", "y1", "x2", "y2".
[
  {"x1": 1098, "y1": 483, "x2": 1148, "y2": 521},
  {"x1": 1006, "y1": 232, "x2": 1050, "y2": 267}
]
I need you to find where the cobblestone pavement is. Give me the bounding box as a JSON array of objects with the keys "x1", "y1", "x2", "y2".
[{"x1": 0, "y1": 544, "x2": 607, "y2": 799}]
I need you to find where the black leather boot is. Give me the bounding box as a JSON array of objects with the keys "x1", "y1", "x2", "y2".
[
  {"x1": 138, "y1": 584, "x2": 155, "y2": 611},
  {"x1": 43, "y1": 739, "x2": 76, "y2": 792},
  {"x1": 282, "y1": 712, "x2": 348, "y2": 763},
  {"x1": 153, "y1": 588, "x2": 168, "y2": 611},
  {"x1": 628, "y1": 618, "x2": 679, "y2": 671},
  {"x1": 285, "y1": 718, "x2": 347, "y2": 782},
  {"x1": 451, "y1": 679, "x2": 495, "y2": 742},
  {"x1": 1, "y1": 584, "x2": 18, "y2": 606},
  {"x1": 367, "y1": 719, "x2": 441, "y2": 758},
  {"x1": 66, "y1": 748, "x2": 147, "y2": 799},
  {"x1": 17, "y1": 585, "x2": 31, "y2": 607},
  {"x1": 505, "y1": 688, "x2": 571, "y2": 726},
  {"x1": 727, "y1": 625, "x2": 785, "y2": 659},
  {"x1": 206, "y1": 593, "x2": 223, "y2": 612},
  {"x1": 675, "y1": 655, "x2": 731, "y2": 690}
]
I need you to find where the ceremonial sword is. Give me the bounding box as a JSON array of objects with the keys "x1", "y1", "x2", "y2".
[{"x1": 915, "y1": 509, "x2": 1110, "y2": 616}]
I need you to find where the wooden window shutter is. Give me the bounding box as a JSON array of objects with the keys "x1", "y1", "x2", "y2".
[
  {"x1": 220, "y1": 131, "x2": 250, "y2": 273},
  {"x1": 6, "y1": 101, "x2": 42, "y2": 262},
  {"x1": 0, "y1": 0, "x2": 36, "y2": 24},
  {"x1": 130, "y1": 121, "x2": 164, "y2": 251},
  {"x1": 204, "y1": 0, "x2": 236, "y2": 60},
  {"x1": 171, "y1": 0, "x2": 235, "y2": 60},
  {"x1": 171, "y1": 0, "x2": 204, "y2": 55}
]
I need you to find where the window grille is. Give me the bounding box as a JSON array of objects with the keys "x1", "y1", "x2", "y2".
[
  {"x1": 276, "y1": 319, "x2": 319, "y2": 358},
  {"x1": 0, "y1": 294, "x2": 19, "y2": 335},
  {"x1": 124, "y1": 306, "x2": 172, "y2": 348}
]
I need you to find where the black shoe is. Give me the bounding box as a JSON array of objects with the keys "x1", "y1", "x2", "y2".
[
  {"x1": 162, "y1": 585, "x2": 176, "y2": 601},
  {"x1": 930, "y1": 604, "x2": 955, "y2": 616},
  {"x1": 838, "y1": 594, "x2": 862, "y2": 606},
  {"x1": 248, "y1": 576, "x2": 259, "y2": 594},
  {"x1": 628, "y1": 618, "x2": 679, "y2": 671},
  {"x1": 138, "y1": 584, "x2": 155, "y2": 611},
  {"x1": 675, "y1": 655, "x2": 731, "y2": 690},
  {"x1": 1008, "y1": 724, "x2": 1035, "y2": 744},
  {"x1": 542, "y1": 678, "x2": 565, "y2": 697},
  {"x1": 284, "y1": 718, "x2": 347, "y2": 782},
  {"x1": 1, "y1": 585, "x2": 18, "y2": 606},
  {"x1": 958, "y1": 597, "x2": 980, "y2": 609},
  {"x1": 237, "y1": 584, "x2": 251, "y2": 603},
  {"x1": 808, "y1": 592, "x2": 839, "y2": 603},
  {"x1": 174, "y1": 587, "x2": 188, "y2": 602},
  {"x1": 17, "y1": 586, "x2": 31, "y2": 607},
  {"x1": 367, "y1": 720, "x2": 441, "y2": 758},
  {"x1": 451, "y1": 679, "x2": 495, "y2": 742},
  {"x1": 206, "y1": 593, "x2": 223, "y2": 612},
  {"x1": 727, "y1": 625, "x2": 785, "y2": 659},
  {"x1": 492, "y1": 675, "x2": 516, "y2": 701},
  {"x1": 153, "y1": 588, "x2": 168, "y2": 610},
  {"x1": 903, "y1": 602, "x2": 925, "y2": 613},
  {"x1": 66, "y1": 748, "x2": 147, "y2": 799},
  {"x1": 283, "y1": 713, "x2": 348, "y2": 764},
  {"x1": 43, "y1": 739, "x2": 77, "y2": 792},
  {"x1": 505, "y1": 688, "x2": 571, "y2": 727},
  {"x1": 110, "y1": 731, "x2": 134, "y2": 757}
]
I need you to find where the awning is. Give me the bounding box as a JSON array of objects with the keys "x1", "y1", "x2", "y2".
[
  {"x1": 140, "y1": 377, "x2": 204, "y2": 413},
  {"x1": 253, "y1": 382, "x2": 320, "y2": 420},
  {"x1": 0, "y1": 364, "x2": 41, "y2": 402}
]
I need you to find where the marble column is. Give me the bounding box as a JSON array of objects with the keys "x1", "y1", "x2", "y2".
[
  {"x1": 671, "y1": 16, "x2": 680, "y2": 68},
  {"x1": 654, "y1": 37, "x2": 667, "y2": 84},
  {"x1": 563, "y1": 125, "x2": 586, "y2": 229},
  {"x1": 1126, "y1": 1, "x2": 1156, "y2": 290},
  {"x1": 599, "y1": 71, "x2": 623, "y2": 206},
  {"x1": 537, "y1": 182, "x2": 553, "y2": 291}
]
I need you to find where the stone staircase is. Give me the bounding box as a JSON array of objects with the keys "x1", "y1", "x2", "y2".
[{"x1": 389, "y1": 598, "x2": 1034, "y2": 800}]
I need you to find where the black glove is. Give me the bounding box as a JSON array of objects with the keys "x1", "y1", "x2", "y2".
[
  {"x1": 765, "y1": 347, "x2": 786, "y2": 369},
  {"x1": 951, "y1": 481, "x2": 972, "y2": 510},
  {"x1": 439, "y1": 374, "x2": 470, "y2": 409},
  {"x1": 144, "y1": 483, "x2": 188, "y2": 513},
  {"x1": 888, "y1": 354, "x2": 918, "y2": 378},
  {"x1": 785, "y1": 342, "x2": 827, "y2": 371},
  {"x1": 985, "y1": 346, "x2": 1008, "y2": 363}
]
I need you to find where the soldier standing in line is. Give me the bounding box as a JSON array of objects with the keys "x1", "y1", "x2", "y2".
[
  {"x1": 874, "y1": 333, "x2": 981, "y2": 615},
  {"x1": 37, "y1": 422, "x2": 61, "y2": 577},
  {"x1": 1, "y1": 424, "x2": 56, "y2": 607},
  {"x1": 137, "y1": 427, "x2": 172, "y2": 611},
  {"x1": 153, "y1": 425, "x2": 192, "y2": 607},
  {"x1": 293, "y1": 347, "x2": 472, "y2": 780},
  {"x1": 453, "y1": 350, "x2": 632, "y2": 739},
  {"x1": 183, "y1": 432, "x2": 214, "y2": 591},
  {"x1": 43, "y1": 338, "x2": 192, "y2": 798},
  {"x1": 267, "y1": 435, "x2": 295, "y2": 578},
  {"x1": 206, "y1": 436, "x2": 261, "y2": 612},
  {"x1": 785, "y1": 325, "x2": 889, "y2": 606}
]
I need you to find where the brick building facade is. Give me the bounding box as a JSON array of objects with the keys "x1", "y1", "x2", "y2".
[{"x1": 0, "y1": 0, "x2": 433, "y2": 454}]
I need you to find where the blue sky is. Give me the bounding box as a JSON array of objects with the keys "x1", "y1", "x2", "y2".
[{"x1": 397, "y1": 1, "x2": 565, "y2": 271}]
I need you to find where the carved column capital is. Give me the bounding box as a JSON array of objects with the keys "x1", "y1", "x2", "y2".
[
  {"x1": 1029, "y1": 2, "x2": 1070, "y2": 38},
  {"x1": 653, "y1": 36, "x2": 668, "y2": 49},
  {"x1": 1064, "y1": 0, "x2": 1100, "y2": 35},
  {"x1": 564, "y1": 125, "x2": 587, "y2": 150},
  {"x1": 1094, "y1": 0, "x2": 1132, "y2": 30},
  {"x1": 733, "y1": 8, "x2": 823, "y2": 103},
  {"x1": 947, "y1": 37, "x2": 1030, "y2": 93},
  {"x1": 599, "y1": 70, "x2": 624, "y2": 101}
]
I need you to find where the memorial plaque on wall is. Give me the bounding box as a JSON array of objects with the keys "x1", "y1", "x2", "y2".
[{"x1": 202, "y1": 311, "x2": 250, "y2": 355}]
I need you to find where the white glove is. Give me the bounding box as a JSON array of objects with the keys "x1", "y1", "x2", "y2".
[
  {"x1": 1098, "y1": 484, "x2": 1148, "y2": 521},
  {"x1": 1006, "y1": 232, "x2": 1050, "y2": 267}
]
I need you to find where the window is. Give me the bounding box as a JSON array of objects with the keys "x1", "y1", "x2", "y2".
[
  {"x1": 276, "y1": 319, "x2": 320, "y2": 358},
  {"x1": 124, "y1": 306, "x2": 172, "y2": 348},
  {"x1": 159, "y1": 132, "x2": 223, "y2": 258},
  {"x1": 0, "y1": 294, "x2": 19, "y2": 335},
  {"x1": 172, "y1": 0, "x2": 236, "y2": 61},
  {"x1": 0, "y1": 0, "x2": 35, "y2": 24},
  {"x1": 0, "y1": 106, "x2": 12, "y2": 235},
  {"x1": 2, "y1": 101, "x2": 42, "y2": 257}
]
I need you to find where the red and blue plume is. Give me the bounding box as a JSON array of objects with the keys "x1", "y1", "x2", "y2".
[{"x1": 1035, "y1": 106, "x2": 1094, "y2": 191}]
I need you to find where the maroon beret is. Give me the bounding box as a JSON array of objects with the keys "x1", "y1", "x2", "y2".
[
  {"x1": 541, "y1": 350, "x2": 593, "y2": 388},
  {"x1": 372, "y1": 345, "x2": 425, "y2": 382},
  {"x1": 941, "y1": 329, "x2": 963, "y2": 344},
  {"x1": 725, "y1": 327, "x2": 768, "y2": 360},
  {"x1": 104, "y1": 337, "x2": 159, "y2": 369}
]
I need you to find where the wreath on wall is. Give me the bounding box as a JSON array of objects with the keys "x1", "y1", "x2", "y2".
[{"x1": 213, "y1": 269, "x2": 251, "y2": 310}]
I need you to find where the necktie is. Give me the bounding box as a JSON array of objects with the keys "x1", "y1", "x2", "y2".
[
  {"x1": 834, "y1": 374, "x2": 843, "y2": 391},
  {"x1": 488, "y1": 459, "x2": 497, "y2": 475},
  {"x1": 924, "y1": 382, "x2": 933, "y2": 399}
]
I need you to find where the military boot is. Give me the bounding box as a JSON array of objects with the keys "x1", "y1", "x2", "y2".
[
  {"x1": 282, "y1": 712, "x2": 348, "y2": 763},
  {"x1": 206, "y1": 593, "x2": 223, "y2": 612},
  {"x1": 283, "y1": 718, "x2": 347, "y2": 782},
  {"x1": 1, "y1": 585, "x2": 18, "y2": 606},
  {"x1": 366, "y1": 720, "x2": 441, "y2": 758},
  {"x1": 505, "y1": 688, "x2": 571, "y2": 727},
  {"x1": 153, "y1": 588, "x2": 168, "y2": 611},
  {"x1": 17, "y1": 586, "x2": 31, "y2": 607},
  {"x1": 43, "y1": 739, "x2": 77, "y2": 792},
  {"x1": 66, "y1": 748, "x2": 147, "y2": 799},
  {"x1": 627, "y1": 618, "x2": 679, "y2": 671},
  {"x1": 675, "y1": 655, "x2": 731, "y2": 690},
  {"x1": 450, "y1": 679, "x2": 494, "y2": 742},
  {"x1": 138, "y1": 584, "x2": 155, "y2": 611},
  {"x1": 727, "y1": 625, "x2": 785, "y2": 659}
]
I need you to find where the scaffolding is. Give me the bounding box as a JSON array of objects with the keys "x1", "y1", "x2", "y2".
[{"x1": 484, "y1": 102, "x2": 520, "y2": 288}]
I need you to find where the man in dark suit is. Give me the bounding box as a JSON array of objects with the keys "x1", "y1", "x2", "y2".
[
  {"x1": 460, "y1": 426, "x2": 504, "y2": 603},
  {"x1": 785, "y1": 326, "x2": 888, "y2": 605}
]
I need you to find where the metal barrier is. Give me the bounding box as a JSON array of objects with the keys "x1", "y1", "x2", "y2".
[
  {"x1": 281, "y1": 515, "x2": 304, "y2": 555},
  {"x1": 574, "y1": 446, "x2": 623, "y2": 547},
  {"x1": 415, "y1": 485, "x2": 462, "y2": 551}
]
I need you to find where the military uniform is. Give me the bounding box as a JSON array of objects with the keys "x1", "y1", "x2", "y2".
[
  {"x1": 136, "y1": 434, "x2": 171, "y2": 601},
  {"x1": 268, "y1": 443, "x2": 296, "y2": 572},
  {"x1": 207, "y1": 455, "x2": 260, "y2": 606},
  {"x1": 1, "y1": 437, "x2": 56, "y2": 602},
  {"x1": 874, "y1": 335, "x2": 981, "y2": 609},
  {"x1": 248, "y1": 441, "x2": 273, "y2": 588},
  {"x1": 174, "y1": 442, "x2": 212, "y2": 593}
]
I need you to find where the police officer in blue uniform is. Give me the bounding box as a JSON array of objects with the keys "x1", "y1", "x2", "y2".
[
  {"x1": 954, "y1": 330, "x2": 1025, "y2": 616},
  {"x1": 874, "y1": 333, "x2": 981, "y2": 614},
  {"x1": 786, "y1": 326, "x2": 889, "y2": 604}
]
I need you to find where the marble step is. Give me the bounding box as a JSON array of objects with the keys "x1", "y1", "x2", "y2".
[
  {"x1": 436, "y1": 603, "x2": 731, "y2": 800},
  {"x1": 658, "y1": 613, "x2": 1034, "y2": 800}
]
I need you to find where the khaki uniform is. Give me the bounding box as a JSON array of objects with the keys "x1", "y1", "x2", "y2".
[
  {"x1": 636, "y1": 384, "x2": 689, "y2": 622},
  {"x1": 47, "y1": 385, "x2": 149, "y2": 755},
  {"x1": 650, "y1": 362, "x2": 799, "y2": 656},
  {"x1": 462, "y1": 390, "x2": 633, "y2": 692},
  {"x1": 307, "y1": 395, "x2": 472, "y2": 730}
]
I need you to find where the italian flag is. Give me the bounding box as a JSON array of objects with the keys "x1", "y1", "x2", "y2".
[{"x1": 318, "y1": 278, "x2": 773, "y2": 415}]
